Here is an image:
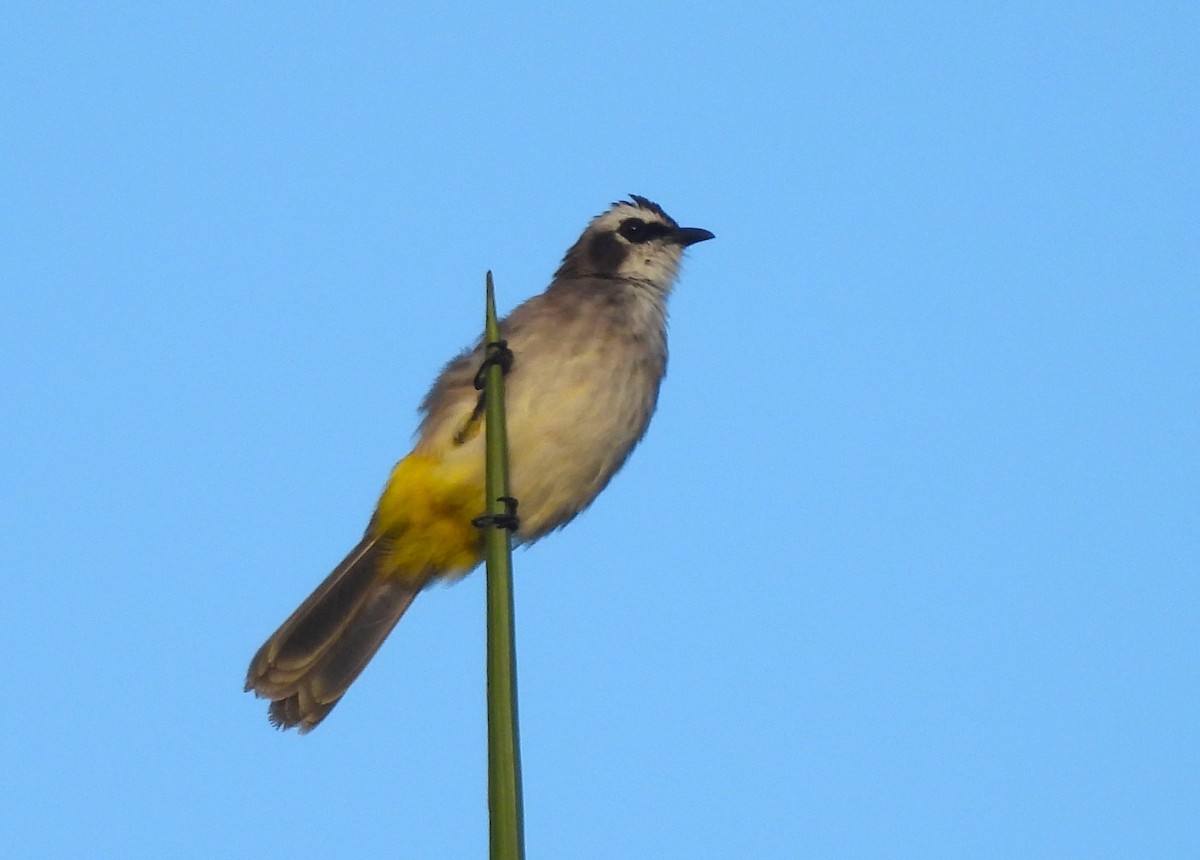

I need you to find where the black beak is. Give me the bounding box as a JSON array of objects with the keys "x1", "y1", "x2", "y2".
[{"x1": 673, "y1": 226, "x2": 716, "y2": 247}]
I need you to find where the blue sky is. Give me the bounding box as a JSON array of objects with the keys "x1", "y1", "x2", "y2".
[{"x1": 2, "y1": 3, "x2": 1197, "y2": 857}]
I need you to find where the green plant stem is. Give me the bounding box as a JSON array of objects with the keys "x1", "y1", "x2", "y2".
[{"x1": 481, "y1": 271, "x2": 525, "y2": 860}]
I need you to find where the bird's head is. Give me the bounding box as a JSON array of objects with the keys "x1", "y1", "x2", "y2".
[{"x1": 554, "y1": 195, "x2": 714, "y2": 289}]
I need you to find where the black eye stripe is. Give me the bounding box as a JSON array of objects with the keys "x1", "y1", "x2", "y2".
[{"x1": 618, "y1": 218, "x2": 670, "y2": 244}]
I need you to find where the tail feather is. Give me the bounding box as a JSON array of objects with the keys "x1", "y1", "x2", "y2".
[
  {"x1": 246, "y1": 537, "x2": 422, "y2": 733},
  {"x1": 268, "y1": 538, "x2": 380, "y2": 672}
]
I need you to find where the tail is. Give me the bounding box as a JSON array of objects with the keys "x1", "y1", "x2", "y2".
[{"x1": 245, "y1": 537, "x2": 421, "y2": 733}]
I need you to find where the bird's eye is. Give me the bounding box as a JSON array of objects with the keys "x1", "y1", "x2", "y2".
[
  {"x1": 618, "y1": 218, "x2": 668, "y2": 244},
  {"x1": 618, "y1": 218, "x2": 646, "y2": 242}
]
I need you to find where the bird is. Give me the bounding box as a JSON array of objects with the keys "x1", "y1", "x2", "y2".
[{"x1": 245, "y1": 196, "x2": 714, "y2": 732}]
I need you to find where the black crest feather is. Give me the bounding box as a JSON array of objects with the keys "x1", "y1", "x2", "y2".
[{"x1": 617, "y1": 195, "x2": 677, "y2": 227}]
